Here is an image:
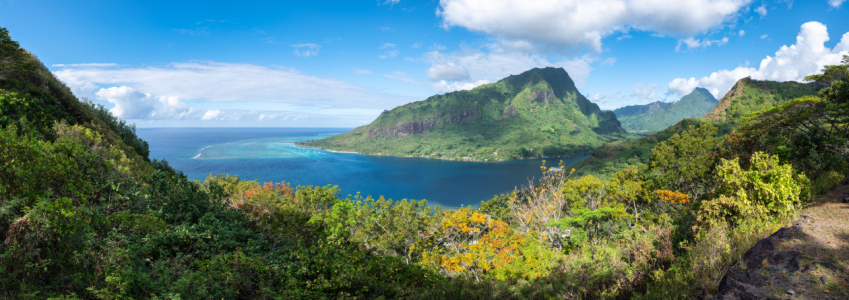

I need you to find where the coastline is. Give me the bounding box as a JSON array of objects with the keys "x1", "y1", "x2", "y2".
[{"x1": 297, "y1": 144, "x2": 589, "y2": 163}]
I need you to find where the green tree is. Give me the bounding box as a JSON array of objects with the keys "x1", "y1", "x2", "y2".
[{"x1": 649, "y1": 124, "x2": 721, "y2": 201}]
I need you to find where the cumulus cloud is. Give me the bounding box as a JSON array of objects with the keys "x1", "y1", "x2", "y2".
[
  {"x1": 438, "y1": 0, "x2": 753, "y2": 52},
  {"x1": 828, "y1": 0, "x2": 845, "y2": 8},
  {"x1": 677, "y1": 37, "x2": 729, "y2": 51},
  {"x1": 755, "y1": 3, "x2": 767, "y2": 17},
  {"x1": 201, "y1": 109, "x2": 222, "y2": 120},
  {"x1": 96, "y1": 86, "x2": 158, "y2": 119},
  {"x1": 432, "y1": 80, "x2": 491, "y2": 93},
  {"x1": 630, "y1": 83, "x2": 658, "y2": 100},
  {"x1": 426, "y1": 63, "x2": 471, "y2": 81},
  {"x1": 292, "y1": 43, "x2": 321, "y2": 57},
  {"x1": 94, "y1": 86, "x2": 197, "y2": 120},
  {"x1": 668, "y1": 22, "x2": 849, "y2": 98},
  {"x1": 739, "y1": 30, "x2": 746, "y2": 37},
  {"x1": 421, "y1": 44, "x2": 596, "y2": 94}
]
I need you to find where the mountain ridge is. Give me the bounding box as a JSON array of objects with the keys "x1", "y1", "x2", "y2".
[
  {"x1": 613, "y1": 87, "x2": 718, "y2": 134},
  {"x1": 298, "y1": 67, "x2": 630, "y2": 161}
]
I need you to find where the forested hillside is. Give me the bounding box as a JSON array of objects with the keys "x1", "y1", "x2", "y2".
[
  {"x1": 573, "y1": 77, "x2": 822, "y2": 179},
  {"x1": 1, "y1": 27, "x2": 846, "y2": 299},
  {"x1": 299, "y1": 68, "x2": 631, "y2": 161},
  {"x1": 613, "y1": 87, "x2": 717, "y2": 134}
]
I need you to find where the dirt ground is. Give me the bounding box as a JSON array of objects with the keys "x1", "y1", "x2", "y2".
[{"x1": 758, "y1": 178, "x2": 849, "y2": 300}]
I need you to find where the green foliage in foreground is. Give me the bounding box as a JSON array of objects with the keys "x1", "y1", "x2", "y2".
[
  {"x1": 613, "y1": 87, "x2": 718, "y2": 134},
  {"x1": 300, "y1": 67, "x2": 632, "y2": 161},
  {"x1": 1, "y1": 27, "x2": 847, "y2": 299}
]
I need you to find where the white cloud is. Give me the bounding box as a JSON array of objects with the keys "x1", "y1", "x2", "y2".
[
  {"x1": 52, "y1": 61, "x2": 414, "y2": 109},
  {"x1": 438, "y1": 0, "x2": 753, "y2": 52},
  {"x1": 96, "y1": 86, "x2": 158, "y2": 119},
  {"x1": 422, "y1": 45, "x2": 596, "y2": 94},
  {"x1": 755, "y1": 3, "x2": 767, "y2": 17},
  {"x1": 432, "y1": 79, "x2": 491, "y2": 93},
  {"x1": 202, "y1": 109, "x2": 222, "y2": 120},
  {"x1": 93, "y1": 86, "x2": 197, "y2": 120},
  {"x1": 630, "y1": 83, "x2": 658, "y2": 100},
  {"x1": 739, "y1": 30, "x2": 746, "y2": 37},
  {"x1": 676, "y1": 36, "x2": 729, "y2": 51},
  {"x1": 379, "y1": 43, "x2": 399, "y2": 58},
  {"x1": 426, "y1": 62, "x2": 471, "y2": 81},
  {"x1": 412, "y1": 43, "x2": 422, "y2": 49},
  {"x1": 382, "y1": 0, "x2": 400, "y2": 5},
  {"x1": 380, "y1": 27, "x2": 392, "y2": 31},
  {"x1": 292, "y1": 43, "x2": 321, "y2": 57},
  {"x1": 760, "y1": 34, "x2": 769, "y2": 39},
  {"x1": 828, "y1": 0, "x2": 845, "y2": 8},
  {"x1": 668, "y1": 22, "x2": 849, "y2": 98},
  {"x1": 601, "y1": 57, "x2": 617, "y2": 66}
]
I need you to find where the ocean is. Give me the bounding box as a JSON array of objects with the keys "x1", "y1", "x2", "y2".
[{"x1": 136, "y1": 128, "x2": 588, "y2": 209}]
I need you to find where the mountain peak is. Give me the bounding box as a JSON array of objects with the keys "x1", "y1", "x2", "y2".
[{"x1": 499, "y1": 67, "x2": 577, "y2": 99}]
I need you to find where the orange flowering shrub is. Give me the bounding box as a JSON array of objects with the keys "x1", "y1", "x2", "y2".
[
  {"x1": 655, "y1": 190, "x2": 690, "y2": 205},
  {"x1": 422, "y1": 208, "x2": 555, "y2": 281}
]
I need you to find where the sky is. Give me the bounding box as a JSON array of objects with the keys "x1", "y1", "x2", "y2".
[{"x1": 1, "y1": 0, "x2": 848, "y2": 127}]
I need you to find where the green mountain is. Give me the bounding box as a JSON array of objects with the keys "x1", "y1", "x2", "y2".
[
  {"x1": 574, "y1": 77, "x2": 821, "y2": 178},
  {"x1": 299, "y1": 67, "x2": 629, "y2": 161},
  {"x1": 613, "y1": 87, "x2": 718, "y2": 134}
]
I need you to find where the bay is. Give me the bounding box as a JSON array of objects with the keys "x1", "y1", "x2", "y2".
[{"x1": 137, "y1": 128, "x2": 587, "y2": 209}]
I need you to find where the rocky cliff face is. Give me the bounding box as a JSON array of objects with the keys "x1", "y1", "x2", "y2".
[{"x1": 366, "y1": 108, "x2": 480, "y2": 138}]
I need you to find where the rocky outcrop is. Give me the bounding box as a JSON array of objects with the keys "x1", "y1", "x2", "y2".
[
  {"x1": 501, "y1": 106, "x2": 517, "y2": 120},
  {"x1": 367, "y1": 107, "x2": 480, "y2": 138},
  {"x1": 528, "y1": 90, "x2": 555, "y2": 103}
]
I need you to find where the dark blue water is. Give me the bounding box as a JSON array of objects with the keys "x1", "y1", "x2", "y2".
[{"x1": 136, "y1": 128, "x2": 588, "y2": 209}]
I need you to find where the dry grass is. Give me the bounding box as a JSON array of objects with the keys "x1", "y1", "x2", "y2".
[{"x1": 759, "y1": 177, "x2": 849, "y2": 299}]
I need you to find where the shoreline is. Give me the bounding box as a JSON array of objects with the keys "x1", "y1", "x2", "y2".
[{"x1": 296, "y1": 144, "x2": 589, "y2": 163}]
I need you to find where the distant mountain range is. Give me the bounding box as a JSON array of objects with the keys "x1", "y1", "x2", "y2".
[
  {"x1": 298, "y1": 67, "x2": 630, "y2": 161},
  {"x1": 573, "y1": 77, "x2": 822, "y2": 178},
  {"x1": 613, "y1": 87, "x2": 718, "y2": 134}
]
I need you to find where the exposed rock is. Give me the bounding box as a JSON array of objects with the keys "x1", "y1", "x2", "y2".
[
  {"x1": 571, "y1": 122, "x2": 581, "y2": 134},
  {"x1": 367, "y1": 108, "x2": 480, "y2": 138},
  {"x1": 714, "y1": 227, "x2": 804, "y2": 300},
  {"x1": 787, "y1": 289, "x2": 795, "y2": 295},
  {"x1": 501, "y1": 106, "x2": 517, "y2": 120},
  {"x1": 527, "y1": 90, "x2": 555, "y2": 103}
]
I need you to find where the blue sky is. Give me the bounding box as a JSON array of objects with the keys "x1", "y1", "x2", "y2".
[{"x1": 1, "y1": 0, "x2": 848, "y2": 127}]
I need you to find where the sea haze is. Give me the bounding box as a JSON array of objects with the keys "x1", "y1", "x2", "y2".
[{"x1": 137, "y1": 128, "x2": 588, "y2": 208}]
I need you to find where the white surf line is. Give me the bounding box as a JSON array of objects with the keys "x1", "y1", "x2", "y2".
[{"x1": 192, "y1": 137, "x2": 291, "y2": 159}]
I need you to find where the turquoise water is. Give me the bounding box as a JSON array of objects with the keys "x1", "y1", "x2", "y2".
[{"x1": 137, "y1": 128, "x2": 588, "y2": 209}]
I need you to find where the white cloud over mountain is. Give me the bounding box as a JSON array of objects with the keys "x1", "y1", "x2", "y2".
[
  {"x1": 438, "y1": 0, "x2": 753, "y2": 52},
  {"x1": 422, "y1": 45, "x2": 595, "y2": 93},
  {"x1": 668, "y1": 22, "x2": 849, "y2": 98}
]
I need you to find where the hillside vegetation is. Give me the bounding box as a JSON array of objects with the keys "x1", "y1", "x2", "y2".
[
  {"x1": 613, "y1": 87, "x2": 718, "y2": 134},
  {"x1": 574, "y1": 77, "x2": 822, "y2": 180},
  {"x1": 1, "y1": 26, "x2": 847, "y2": 299},
  {"x1": 299, "y1": 68, "x2": 632, "y2": 161}
]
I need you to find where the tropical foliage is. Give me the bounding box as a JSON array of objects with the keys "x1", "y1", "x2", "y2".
[{"x1": 1, "y1": 27, "x2": 846, "y2": 299}]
